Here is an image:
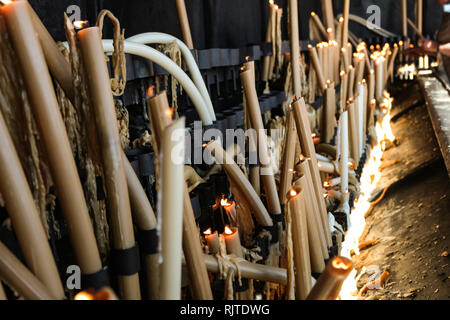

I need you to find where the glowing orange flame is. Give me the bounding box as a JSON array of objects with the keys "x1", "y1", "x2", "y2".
[
  {"x1": 73, "y1": 20, "x2": 89, "y2": 29},
  {"x1": 339, "y1": 17, "x2": 344, "y2": 23},
  {"x1": 224, "y1": 225, "x2": 234, "y2": 235},
  {"x1": 74, "y1": 291, "x2": 94, "y2": 300},
  {"x1": 331, "y1": 257, "x2": 352, "y2": 270},
  {"x1": 289, "y1": 187, "x2": 297, "y2": 197},
  {"x1": 240, "y1": 66, "x2": 245, "y2": 71},
  {"x1": 323, "y1": 181, "x2": 330, "y2": 188},
  {"x1": 311, "y1": 12, "x2": 316, "y2": 17},
  {"x1": 327, "y1": 28, "x2": 333, "y2": 33},
  {"x1": 147, "y1": 85, "x2": 155, "y2": 98},
  {"x1": 245, "y1": 56, "x2": 250, "y2": 61},
  {"x1": 0, "y1": 0, "x2": 13, "y2": 5},
  {"x1": 221, "y1": 197, "x2": 232, "y2": 207},
  {"x1": 274, "y1": 4, "x2": 279, "y2": 10},
  {"x1": 203, "y1": 228, "x2": 212, "y2": 235},
  {"x1": 166, "y1": 107, "x2": 174, "y2": 119}
]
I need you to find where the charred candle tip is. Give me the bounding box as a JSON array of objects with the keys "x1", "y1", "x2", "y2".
[{"x1": 73, "y1": 20, "x2": 89, "y2": 29}]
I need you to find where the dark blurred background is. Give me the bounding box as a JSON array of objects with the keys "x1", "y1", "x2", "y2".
[{"x1": 30, "y1": 0, "x2": 444, "y2": 49}]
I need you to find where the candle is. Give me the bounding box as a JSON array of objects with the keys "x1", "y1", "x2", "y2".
[
  {"x1": 416, "y1": 0, "x2": 423, "y2": 34},
  {"x1": 279, "y1": 110, "x2": 297, "y2": 203},
  {"x1": 367, "y1": 70, "x2": 375, "y2": 113},
  {"x1": 357, "y1": 83, "x2": 365, "y2": 153},
  {"x1": 336, "y1": 17, "x2": 344, "y2": 49},
  {"x1": 296, "y1": 159, "x2": 331, "y2": 256},
  {"x1": 0, "y1": 241, "x2": 54, "y2": 300},
  {"x1": 323, "y1": 81, "x2": 337, "y2": 143},
  {"x1": 286, "y1": 187, "x2": 312, "y2": 299},
  {"x1": 0, "y1": 110, "x2": 64, "y2": 299},
  {"x1": 294, "y1": 175, "x2": 326, "y2": 273},
  {"x1": 353, "y1": 53, "x2": 365, "y2": 93},
  {"x1": 204, "y1": 228, "x2": 220, "y2": 254},
  {"x1": 347, "y1": 65, "x2": 355, "y2": 101},
  {"x1": 160, "y1": 118, "x2": 185, "y2": 300},
  {"x1": 262, "y1": 0, "x2": 276, "y2": 82},
  {"x1": 126, "y1": 32, "x2": 215, "y2": 121},
  {"x1": 26, "y1": 1, "x2": 75, "y2": 102},
  {"x1": 1, "y1": 0, "x2": 103, "y2": 281},
  {"x1": 402, "y1": 0, "x2": 408, "y2": 37},
  {"x1": 0, "y1": 282, "x2": 5, "y2": 300},
  {"x1": 374, "y1": 55, "x2": 385, "y2": 102},
  {"x1": 148, "y1": 92, "x2": 213, "y2": 300},
  {"x1": 268, "y1": 5, "x2": 279, "y2": 80},
  {"x1": 339, "y1": 111, "x2": 349, "y2": 195},
  {"x1": 341, "y1": 0, "x2": 350, "y2": 49},
  {"x1": 78, "y1": 26, "x2": 140, "y2": 299},
  {"x1": 407, "y1": 18, "x2": 423, "y2": 37},
  {"x1": 291, "y1": 98, "x2": 332, "y2": 247},
  {"x1": 307, "y1": 256, "x2": 353, "y2": 300},
  {"x1": 386, "y1": 44, "x2": 399, "y2": 84},
  {"x1": 308, "y1": 45, "x2": 327, "y2": 94},
  {"x1": 206, "y1": 140, "x2": 273, "y2": 227},
  {"x1": 223, "y1": 226, "x2": 243, "y2": 258},
  {"x1": 203, "y1": 254, "x2": 287, "y2": 284},
  {"x1": 289, "y1": 0, "x2": 302, "y2": 98},
  {"x1": 348, "y1": 100, "x2": 360, "y2": 163},
  {"x1": 222, "y1": 198, "x2": 237, "y2": 226},
  {"x1": 340, "y1": 71, "x2": 348, "y2": 113},
  {"x1": 175, "y1": 0, "x2": 193, "y2": 49},
  {"x1": 310, "y1": 12, "x2": 328, "y2": 40},
  {"x1": 241, "y1": 69, "x2": 281, "y2": 216},
  {"x1": 341, "y1": 47, "x2": 349, "y2": 72},
  {"x1": 321, "y1": 0, "x2": 335, "y2": 40}
]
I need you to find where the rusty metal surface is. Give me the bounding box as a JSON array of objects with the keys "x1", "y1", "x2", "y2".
[{"x1": 419, "y1": 75, "x2": 450, "y2": 178}]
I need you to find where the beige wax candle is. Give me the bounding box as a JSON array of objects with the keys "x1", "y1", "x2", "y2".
[
  {"x1": 175, "y1": 0, "x2": 194, "y2": 49},
  {"x1": 289, "y1": 0, "x2": 302, "y2": 98},
  {"x1": 307, "y1": 256, "x2": 353, "y2": 300},
  {"x1": 286, "y1": 187, "x2": 312, "y2": 299},
  {"x1": 160, "y1": 118, "x2": 185, "y2": 300},
  {"x1": 204, "y1": 229, "x2": 220, "y2": 254},
  {"x1": 224, "y1": 226, "x2": 243, "y2": 258},
  {"x1": 78, "y1": 26, "x2": 140, "y2": 300},
  {"x1": 0, "y1": 108, "x2": 63, "y2": 299}
]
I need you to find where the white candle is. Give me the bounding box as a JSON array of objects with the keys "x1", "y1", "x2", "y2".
[
  {"x1": 126, "y1": 32, "x2": 215, "y2": 121},
  {"x1": 339, "y1": 111, "x2": 349, "y2": 195},
  {"x1": 160, "y1": 118, "x2": 185, "y2": 300},
  {"x1": 101, "y1": 40, "x2": 213, "y2": 125},
  {"x1": 358, "y1": 83, "x2": 365, "y2": 153}
]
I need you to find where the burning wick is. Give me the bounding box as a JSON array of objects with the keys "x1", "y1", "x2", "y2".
[
  {"x1": 331, "y1": 257, "x2": 352, "y2": 271},
  {"x1": 73, "y1": 20, "x2": 89, "y2": 30},
  {"x1": 224, "y1": 225, "x2": 234, "y2": 235},
  {"x1": 74, "y1": 291, "x2": 94, "y2": 300},
  {"x1": 220, "y1": 198, "x2": 232, "y2": 207},
  {"x1": 147, "y1": 85, "x2": 155, "y2": 98},
  {"x1": 166, "y1": 108, "x2": 174, "y2": 119}
]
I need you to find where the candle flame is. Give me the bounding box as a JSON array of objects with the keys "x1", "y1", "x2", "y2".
[
  {"x1": 166, "y1": 107, "x2": 174, "y2": 119},
  {"x1": 399, "y1": 40, "x2": 404, "y2": 46},
  {"x1": 289, "y1": 187, "x2": 297, "y2": 197},
  {"x1": 331, "y1": 257, "x2": 352, "y2": 271},
  {"x1": 245, "y1": 56, "x2": 250, "y2": 61},
  {"x1": 240, "y1": 66, "x2": 246, "y2": 71},
  {"x1": 203, "y1": 228, "x2": 212, "y2": 235},
  {"x1": 327, "y1": 28, "x2": 333, "y2": 33},
  {"x1": 147, "y1": 85, "x2": 155, "y2": 98},
  {"x1": 274, "y1": 4, "x2": 279, "y2": 10},
  {"x1": 0, "y1": 0, "x2": 12, "y2": 5},
  {"x1": 311, "y1": 12, "x2": 316, "y2": 17},
  {"x1": 339, "y1": 17, "x2": 344, "y2": 23},
  {"x1": 298, "y1": 154, "x2": 306, "y2": 161},
  {"x1": 73, "y1": 20, "x2": 89, "y2": 29},
  {"x1": 323, "y1": 181, "x2": 330, "y2": 188},
  {"x1": 220, "y1": 197, "x2": 232, "y2": 207},
  {"x1": 224, "y1": 225, "x2": 233, "y2": 235},
  {"x1": 74, "y1": 291, "x2": 94, "y2": 300}
]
